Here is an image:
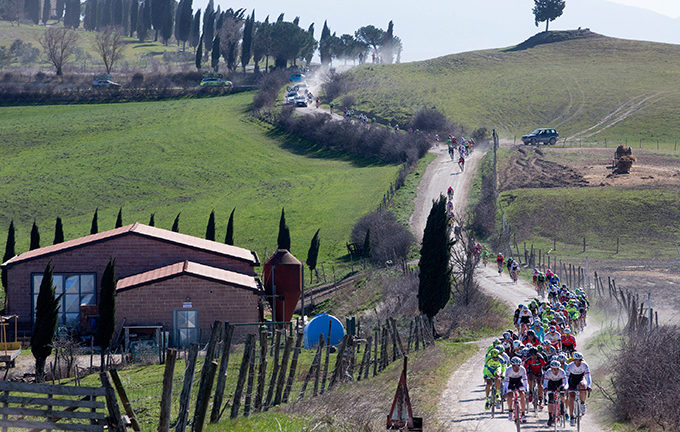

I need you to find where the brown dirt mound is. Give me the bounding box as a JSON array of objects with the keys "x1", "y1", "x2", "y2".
[{"x1": 499, "y1": 147, "x2": 588, "y2": 191}]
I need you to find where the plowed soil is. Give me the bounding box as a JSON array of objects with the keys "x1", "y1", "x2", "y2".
[{"x1": 499, "y1": 147, "x2": 589, "y2": 191}]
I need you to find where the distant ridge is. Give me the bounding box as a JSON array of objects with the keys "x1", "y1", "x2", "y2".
[{"x1": 507, "y1": 29, "x2": 604, "y2": 51}]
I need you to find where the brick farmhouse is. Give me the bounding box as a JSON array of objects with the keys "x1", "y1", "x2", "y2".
[{"x1": 1, "y1": 223, "x2": 262, "y2": 345}]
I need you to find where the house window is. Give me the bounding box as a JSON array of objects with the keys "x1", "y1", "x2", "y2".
[{"x1": 31, "y1": 273, "x2": 97, "y2": 327}]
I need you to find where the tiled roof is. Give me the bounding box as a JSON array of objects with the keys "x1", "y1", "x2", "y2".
[
  {"x1": 116, "y1": 260, "x2": 260, "y2": 292},
  {"x1": 1, "y1": 223, "x2": 259, "y2": 268}
]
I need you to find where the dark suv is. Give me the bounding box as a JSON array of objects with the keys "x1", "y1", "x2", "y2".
[{"x1": 521, "y1": 128, "x2": 559, "y2": 145}]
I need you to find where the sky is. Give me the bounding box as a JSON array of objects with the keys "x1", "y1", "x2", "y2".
[
  {"x1": 607, "y1": 0, "x2": 680, "y2": 18},
  {"x1": 193, "y1": 0, "x2": 680, "y2": 62}
]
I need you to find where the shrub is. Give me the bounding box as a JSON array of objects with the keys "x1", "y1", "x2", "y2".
[
  {"x1": 341, "y1": 95, "x2": 356, "y2": 108},
  {"x1": 471, "y1": 173, "x2": 496, "y2": 239},
  {"x1": 471, "y1": 127, "x2": 489, "y2": 142},
  {"x1": 130, "y1": 72, "x2": 144, "y2": 87},
  {"x1": 323, "y1": 73, "x2": 354, "y2": 101},
  {"x1": 409, "y1": 108, "x2": 449, "y2": 132},
  {"x1": 609, "y1": 326, "x2": 680, "y2": 430},
  {"x1": 34, "y1": 71, "x2": 47, "y2": 82},
  {"x1": 351, "y1": 211, "x2": 414, "y2": 264},
  {"x1": 253, "y1": 70, "x2": 288, "y2": 109}
]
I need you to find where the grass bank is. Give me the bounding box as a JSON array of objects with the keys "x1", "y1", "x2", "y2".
[
  {"x1": 336, "y1": 31, "x2": 680, "y2": 145},
  {"x1": 0, "y1": 92, "x2": 401, "y2": 267}
]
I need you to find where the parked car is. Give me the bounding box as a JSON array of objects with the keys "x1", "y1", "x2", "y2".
[
  {"x1": 200, "y1": 77, "x2": 232, "y2": 87},
  {"x1": 521, "y1": 128, "x2": 559, "y2": 145},
  {"x1": 92, "y1": 79, "x2": 120, "y2": 88},
  {"x1": 289, "y1": 73, "x2": 305, "y2": 82},
  {"x1": 294, "y1": 95, "x2": 308, "y2": 107}
]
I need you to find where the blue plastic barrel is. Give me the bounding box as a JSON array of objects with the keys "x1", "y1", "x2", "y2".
[{"x1": 303, "y1": 313, "x2": 345, "y2": 349}]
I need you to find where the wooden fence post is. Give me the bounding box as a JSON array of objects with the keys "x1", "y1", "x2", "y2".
[
  {"x1": 273, "y1": 335, "x2": 293, "y2": 405},
  {"x1": 358, "y1": 336, "x2": 372, "y2": 381},
  {"x1": 328, "y1": 335, "x2": 348, "y2": 390},
  {"x1": 231, "y1": 334, "x2": 256, "y2": 419},
  {"x1": 243, "y1": 340, "x2": 257, "y2": 417},
  {"x1": 109, "y1": 369, "x2": 141, "y2": 432},
  {"x1": 191, "y1": 361, "x2": 217, "y2": 432},
  {"x1": 100, "y1": 372, "x2": 125, "y2": 432},
  {"x1": 159, "y1": 348, "x2": 177, "y2": 432},
  {"x1": 282, "y1": 331, "x2": 303, "y2": 403},
  {"x1": 299, "y1": 335, "x2": 323, "y2": 400},
  {"x1": 210, "y1": 323, "x2": 234, "y2": 423},
  {"x1": 320, "y1": 323, "x2": 332, "y2": 394},
  {"x1": 373, "y1": 327, "x2": 379, "y2": 376},
  {"x1": 193, "y1": 321, "x2": 222, "y2": 429},
  {"x1": 313, "y1": 336, "x2": 324, "y2": 396},
  {"x1": 254, "y1": 329, "x2": 268, "y2": 413},
  {"x1": 264, "y1": 330, "x2": 282, "y2": 408},
  {"x1": 175, "y1": 342, "x2": 199, "y2": 432}
]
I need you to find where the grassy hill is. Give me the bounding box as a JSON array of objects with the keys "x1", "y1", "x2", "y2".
[
  {"x1": 0, "y1": 20, "x2": 187, "y2": 71},
  {"x1": 336, "y1": 31, "x2": 680, "y2": 146},
  {"x1": 0, "y1": 92, "x2": 400, "y2": 266}
]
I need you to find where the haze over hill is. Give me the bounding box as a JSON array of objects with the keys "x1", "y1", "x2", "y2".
[{"x1": 197, "y1": 0, "x2": 680, "y2": 62}]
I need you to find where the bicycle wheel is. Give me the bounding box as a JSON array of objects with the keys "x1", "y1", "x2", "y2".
[
  {"x1": 490, "y1": 386, "x2": 496, "y2": 418},
  {"x1": 514, "y1": 394, "x2": 521, "y2": 432},
  {"x1": 532, "y1": 387, "x2": 538, "y2": 413}
]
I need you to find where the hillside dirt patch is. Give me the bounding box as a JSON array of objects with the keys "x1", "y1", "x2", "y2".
[
  {"x1": 498, "y1": 146, "x2": 588, "y2": 191},
  {"x1": 499, "y1": 146, "x2": 680, "y2": 190}
]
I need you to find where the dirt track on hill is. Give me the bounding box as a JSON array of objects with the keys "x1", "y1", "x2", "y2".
[{"x1": 409, "y1": 145, "x2": 609, "y2": 431}]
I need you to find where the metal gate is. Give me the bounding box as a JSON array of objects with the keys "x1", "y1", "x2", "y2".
[{"x1": 173, "y1": 310, "x2": 199, "y2": 347}]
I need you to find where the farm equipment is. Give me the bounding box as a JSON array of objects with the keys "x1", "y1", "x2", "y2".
[{"x1": 0, "y1": 315, "x2": 20, "y2": 370}]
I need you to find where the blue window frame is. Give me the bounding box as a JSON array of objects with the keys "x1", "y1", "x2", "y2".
[{"x1": 31, "y1": 273, "x2": 97, "y2": 328}]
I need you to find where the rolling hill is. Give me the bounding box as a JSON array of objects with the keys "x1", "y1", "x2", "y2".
[
  {"x1": 336, "y1": 31, "x2": 680, "y2": 145},
  {"x1": 0, "y1": 92, "x2": 400, "y2": 267}
]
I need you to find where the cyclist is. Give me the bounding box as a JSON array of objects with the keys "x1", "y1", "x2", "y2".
[
  {"x1": 566, "y1": 352, "x2": 591, "y2": 426},
  {"x1": 510, "y1": 259, "x2": 520, "y2": 283},
  {"x1": 447, "y1": 186, "x2": 454, "y2": 200},
  {"x1": 458, "y1": 155, "x2": 465, "y2": 172},
  {"x1": 531, "y1": 321, "x2": 545, "y2": 343},
  {"x1": 561, "y1": 328, "x2": 577, "y2": 355},
  {"x1": 522, "y1": 329, "x2": 541, "y2": 347},
  {"x1": 516, "y1": 306, "x2": 533, "y2": 335},
  {"x1": 545, "y1": 326, "x2": 562, "y2": 350},
  {"x1": 543, "y1": 360, "x2": 567, "y2": 427},
  {"x1": 483, "y1": 349, "x2": 506, "y2": 409},
  {"x1": 447, "y1": 199, "x2": 454, "y2": 214},
  {"x1": 504, "y1": 357, "x2": 528, "y2": 423},
  {"x1": 496, "y1": 253, "x2": 504, "y2": 274},
  {"x1": 481, "y1": 248, "x2": 489, "y2": 266},
  {"x1": 448, "y1": 143, "x2": 454, "y2": 160},
  {"x1": 524, "y1": 348, "x2": 546, "y2": 410}
]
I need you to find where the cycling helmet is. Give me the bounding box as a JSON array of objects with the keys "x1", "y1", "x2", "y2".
[
  {"x1": 550, "y1": 360, "x2": 561, "y2": 368},
  {"x1": 557, "y1": 353, "x2": 567, "y2": 362},
  {"x1": 529, "y1": 347, "x2": 538, "y2": 355},
  {"x1": 522, "y1": 305, "x2": 529, "y2": 310},
  {"x1": 503, "y1": 332, "x2": 511, "y2": 339},
  {"x1": 503, "y1": 342, "x2": 510, "y2": 349},
  {"x1": 495, "y1": 345, "x2": 505, "y2": 353},
  {"x1": 562, "y1": 284, "x2": 567, "y2": 289},
  {"x1": 526, "y1": 330, "x2": 535, "y2": 337},
  {"x1": 493, "y1": 339, "x2": 501, "y2": 346},
  {"x1": 573, "y1": 352, "x2": 584, "y2": 360},
  {"x1": 563, "y1": 328, "x2": 571, "y2": 334},
  {"x1": 512, "y1": 340, "x2": 521, "y2": 349},
  {"x1": 510, "y1": 357, "x2": 522, "y2": 365},
  {"x1": 549, "y1": 326, "x2": 556, "y2": 332},
  {"x1": 490, "y1": 349, "x2": 499, "y2": 357}
]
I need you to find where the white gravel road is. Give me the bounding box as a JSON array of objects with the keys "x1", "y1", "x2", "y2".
[{"x1": 408, "y1": 144, "x2": 609, "y2": 431}]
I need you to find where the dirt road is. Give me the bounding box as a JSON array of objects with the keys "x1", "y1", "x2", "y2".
[{"x1": 408, "y1": 145, "x2": 609, "y2": 431}]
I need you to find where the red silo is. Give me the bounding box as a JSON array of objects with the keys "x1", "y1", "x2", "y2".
[{"x1": 263, "y1": 249, "x2": 302, "y2": 323}]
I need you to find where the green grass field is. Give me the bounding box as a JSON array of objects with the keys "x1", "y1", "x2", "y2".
[
  {"x1": 336, "y1": 31, "x2": 680, "y2": 146},
  {"x1": 497, "y1": 186, "x2": 680, "y2": 261},
  {"x1": 0, "y1": 20, "x2": 187, "y2": 70},
  {"x1": 0, "y1": 92, "x2": 400, "y2": 267}
]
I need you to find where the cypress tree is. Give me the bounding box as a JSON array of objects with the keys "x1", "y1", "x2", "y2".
[
  {"x1": 362, "y1": 229, "x2": 371, "y2": 259},
  {"x1": 129, "y1": 0, "x2": 138, "y2": 37},
  {"x1": 97, "y1": 258, "x2": 116, "y2": 371},
  {"x1": 31, "y1": 262, "x2": 62, "y2": 382},
  {"x1": 171, "y1": 212, "x2": 180, "y2": 232},
  {"x1": 178, "y1": 0, "x2": 192, "y2": 50},
  {"x1": 42, "y1": 0, "x2": 50, "y2": 24},
  {"x1": 210, "y1": 35, "x2": 220, "y2": 72},
  {"x1": 2, "y1": 220, "x2": 16, "y2": 294},
  {"x1": 319, "y1": 20, "x2": 331, "y2": 66},
  {"x1": 174, "y1": 0, "x2": 183, "y2": 45},
  {"x1": 56, "y1": 0, "x2": 64, "y2": 20},
  {"x1": 148, "y1": 213, "x2": 155, "y2": 226},
  {"x1": 53, "y1": 217, "x2": 64, "y2": 245},
  {"x1": 84, "y1": 0, "x2": 96, "y2": 30},
  {"x1": 195, "y1": 33, "x2": 202, "y2": 69},
  {"x1": 224, "y1": 207, "x2": 234, "y2": 245},
  {"x1": 417, "y1": 195, "x2": 452, "y2": 321},
  {"x1": 112, "y1": 0, "x2": 123, "y2": 26},
  {"x1": 205, "y1": 210, "x2": 215, "y2": 241},
  {"x1": 240, "y1": 10, "x2": 254, "y2": 74},
  {"x1": 202, "y1": 0, "x2": 214, "y2": 55},
  {"x1": 159, "y1": 0, "x2": 173, "y2": 44},
  {"x1": 276, "y1": 208, "x2": 290, "y2": 250},
  {"x1": 115, "y1": 207, "x2": 123, "y2": 228},
  {"x1": 306, "y1": 229, "x2": 320, "y2": 284},
  {"x1": 30, "y1": 220, "x2": 40, "y2": 251},
  {"x1": 190, "y1": 9, "x2": 200, "y2": 50},
  {"x1": 150, "y1": 0, "x2": 163, "y2": 40},
  {"x1": 90, "y1": 208, "x2": 99, "y2": 235},
  {"x1": 25, "y1": 0, "x2": 40, "y2": 24}
]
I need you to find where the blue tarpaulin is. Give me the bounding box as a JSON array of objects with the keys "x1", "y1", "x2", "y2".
[{"x1": 303, "y1": 313, "x2": 345, "y2": 349}]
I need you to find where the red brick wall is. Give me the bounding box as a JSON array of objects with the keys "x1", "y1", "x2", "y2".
[
  {"x1": 6, "y1": 233, "x2": 256, "y2": 329},
  {"x1": 115, "y1": 275, "x2": 259, "y2": 344}
]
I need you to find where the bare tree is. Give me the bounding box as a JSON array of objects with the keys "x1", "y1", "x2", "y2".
[
  {"x1": 94, "y1": 26, "x2": 125, "y2": 74},
  {"x1": 449, "y1": 214, "x2": 481, "y2": 307},
  {"x1": 38, "y1": 27, "x2": 79, "y2": 75}
]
